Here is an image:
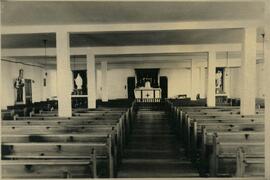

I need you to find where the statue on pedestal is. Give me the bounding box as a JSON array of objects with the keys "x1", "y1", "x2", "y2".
[
  {"x1": 216, "y1": 70, "x2": 223, "y2": 94},
  {"x1": 14, "y1": 69, "x2": 25, "y2": 104},
  {"x1": 74, "y1": 73, "x2": 83, "y2": 95},
  {"x1": 144, "y1": 81, "x2": 151, "y2": 89}
]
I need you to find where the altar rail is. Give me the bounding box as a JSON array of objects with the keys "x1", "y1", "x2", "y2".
[{"x1": 135, "y1": 98, "x2": 162, "y2": 103}]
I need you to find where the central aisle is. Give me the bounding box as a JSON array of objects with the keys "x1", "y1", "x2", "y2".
[{"x1": 117, "y1": 106, "x2": 199, "y2": 178}]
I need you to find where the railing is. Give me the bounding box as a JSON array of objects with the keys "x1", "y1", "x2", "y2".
[{"x1": 135, "y1": 98, "x2": 162, "y2": 103}]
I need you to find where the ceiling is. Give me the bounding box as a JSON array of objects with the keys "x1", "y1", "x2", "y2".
[
  {"x1": 1, "y1": 28, "x2": 264, "y2": 48},
  {"x1": 1, "y1": 1, "x2": 265, "y2": 65},
  {"x1": 8, "y1": 51, "x2": 243, "y2": 67},
  {"x1": 1, "y1": 1, "x2": 265, "y2": 26}
]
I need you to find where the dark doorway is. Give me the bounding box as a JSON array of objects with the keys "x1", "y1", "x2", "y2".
[
  {"x1": 127, "y1": 77, "x2": 136, "y2": 99},
  {"x1": 160, "y1": 76, "x2": 168, "y2": 99},
  {"x1": 24, "y1": 79, "x2": 32, "y2": 104}
]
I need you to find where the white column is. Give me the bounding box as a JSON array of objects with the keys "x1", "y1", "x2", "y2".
[
  {"x1": 191, "y1": 60, "x2": 198, "y2": 100},
  {"x1": 264, "y1": 1, "x2": 270, "y2": 179},
  {"x1": 101, "y1": 61, "x2": 108, "y2": 102},
  {"x1": 207, "y1": 51, "x2": 216, "y2": 107},
  {"x1": 87, "y1": 52, "x2": 96, "y2": 109},
  {"x1": 0, "y1": 50, "x2": 2, "y2": 120},
  {"x1": 224, "y1": 68, "x2": 231, "y2": 98},
  {"x1": 56, "y1": 31, "x2": 72, "y2": 117},
  {"x1": 240, "y1": 27, "x2": 257, "y2": 115},
  {"x1": 199, "y1": 66, "x2": 206, "y2": 98}
]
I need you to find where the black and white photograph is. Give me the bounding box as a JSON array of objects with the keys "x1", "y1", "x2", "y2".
[{"x1": 0, "y1": 0, "x2": 270, "y2": 179}]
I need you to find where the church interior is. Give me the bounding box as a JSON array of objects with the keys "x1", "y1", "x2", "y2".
[{"x1": 1, "y1": 0, "x2": 270, "y2": 179}]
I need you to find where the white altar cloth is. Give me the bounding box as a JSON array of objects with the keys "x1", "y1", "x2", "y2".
[{"x1": 134, "y1": 88, "x2": 162, "y2": 99}]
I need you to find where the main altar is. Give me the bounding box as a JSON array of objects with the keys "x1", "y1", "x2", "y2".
[{"x1": 134, "y1": 81, "x2": 162, "y2": 101}]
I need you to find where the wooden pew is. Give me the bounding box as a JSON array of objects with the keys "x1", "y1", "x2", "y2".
[
  {"x1": 1, "y1": 109, "x2": 15, "y2": 120},
  {"x1": 236, "y1": 147, "x2": 264, "y2": 177},
  {"x1": 15, "y1": 114, "x2": 122, "y2": 120},
  {"x1": 1, "y1": 101, "x2": 136, "y2": 178},
  {"x1": 210, "y1": 133, "x2": 264, "y2": 177},
  {"x1": 2, "y1": 158, "x2": 97, "y2": 178},
  {"x1": 182, "y1": 114, "x2": 263, "y2": 156},
  {"x1": 7, "y1": 104, "x2": 34, "y2": 117},
  {"x1": 190, "y1": 118, "x2": 264, "y2": 158},
  {"x1": 178, "y1": 107, "x2": 263, "y2": 145},
  {"x1": 2, "y1": 134, "x2": 115, "y2": 178},
  {"x1": 164, "y1": 100, "x2": 265, "y2": 177},
  {"x1": 198, "y1": 131, "x2": 264, "y2": 176},
  {"x1": 2, "y1": 118, "x2": 123, "y2": 160}
]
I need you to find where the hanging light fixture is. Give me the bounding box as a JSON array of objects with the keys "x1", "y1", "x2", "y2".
[
  {"x1": 261, "y1": 33, "x2": 265, "y2": 98},
  {"x1": 262, "y1": 33, "x2": 265, "y2": 62},
  {"x1": 43, "y1": 39, "x2": 48, "y2": 87},
  {"x1": 43, "y1": 39, "x2": 48, "y2": 76}
]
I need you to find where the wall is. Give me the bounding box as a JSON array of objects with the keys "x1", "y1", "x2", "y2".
[
  {"x1": 1, "y1": 59, "x2": 44, "y2": 109},
  {"x1": 107, "y1": 68, "x2": 135, "y2": 99},
  {"x1": 256, "y1": 62, "x2": 265, "y2": 98},
  {"x1": 160, "y1": 68, "x2": 192, "y2": 98},
  {"x1": 95, "y1": 68, "x2": 135, "y2": 100},
  {"x1": 34, "y1": 61, "x2": 265, "y2": 102},
  {"x1": 229, "y1": 67, "x2": 241, "y2": 98},
  {"x1": 43, "y1": 69, "x2": 57, "y2": 99},
  {"x1": 228, "y1": 63, "x2": 264, "y2": 99}
]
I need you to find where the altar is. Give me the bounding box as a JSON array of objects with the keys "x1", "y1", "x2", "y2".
[
  {"x1": 134, "y1": 81, "x2": 162, "y2": 101},
  {"x1": 134, "y1": 88, "x2": 162, "y2": 99}
]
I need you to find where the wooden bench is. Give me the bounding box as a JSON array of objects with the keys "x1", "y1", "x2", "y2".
[
  {"x1": 210, "y1": 133, "x2": 264, "y2": 177},
  {"x1": 1, "y1": 102, "x2": 136, "y2": 178},
  {"x1": 2, "y1": 134, "x2": 115, "y2": 178},
  {"x1": 2, "y1": 158, "x2": 96, "y2": 178},
  {"x1": 189, "y1": 118, "x2": 264, "y2": 158},
  {"x1": 236, "y1": 147, "x2": 264, "y2": 177},
  {"x1": 165, "y1": 100, "x2": 265, "y2": 177},
  {"x1": 2, "y1": 118, "x2": 124, "y2": 158},
  {"x1": 180, "y1": 113, "x2": 263, "y2": 156},
  {"x1": 1, "y1": 109, "x2": 15, "y2": 120}
]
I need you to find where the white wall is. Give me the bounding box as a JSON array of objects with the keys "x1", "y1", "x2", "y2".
[
  {"x1": 107, "y1": 68, "x2": 135, "y2": 99},
  {"x1": 256, "y1": 62, "x2": 264, "y2": 98},
  {"x1": 228, "y1": 64, "x2": 264, "y2": 99},
  {"x1": 21, "y1": 61, "x2": 264, "y2": 104},
  {"x1": 1, "y1": 60, "x2": 44, "y2": 109},
  {"x1": 100, "y1": 67, "x2": 198, "y2": 99},
  {"x1": 43, "y1": 69, "x2": 58, "y2": 99},
  {"x1": 160, "y1": 68, "x2": 192, "y2": 98},
  {"x1": 229, "y1": 67, "x2": 241, "y2": 98}
]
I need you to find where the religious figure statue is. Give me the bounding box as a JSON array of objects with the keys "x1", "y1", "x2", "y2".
[
  {"x1": 14, "y1": 69, "x2": 25, "y2": 103},
  {"x1": 144, "y1": 81, "x2": 151, "y2": 89},
  {"x1": 74, "y1": 73, "x2": 83, "y2": 95},
  {"x1": 215, "y1": 70, "x2": 223, "y2": 93}
]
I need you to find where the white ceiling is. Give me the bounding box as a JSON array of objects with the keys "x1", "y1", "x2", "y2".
[{"x1": 1, "y1": 1, "x2": 265, "y2": 26}]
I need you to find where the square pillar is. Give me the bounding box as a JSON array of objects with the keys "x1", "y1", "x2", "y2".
[
  {"x1": 191, "y1": 60, "x2": 199, "y2": 100},
  {"x1": 56, "y1": 31, "x2": 72, "y2": 117},
  {"x1": 223, "y1": 68, "x2": 231, "y2": 98},
  {"x1": 199, "y1": 66, "x2": 206, "y2": 98},
  {"x1": 0, "y1": 58, "x2": 2, "y2": 120},
  {"x1": 264, "y1": 1, "x2": 270, "y2": 178},
  {"x1": 240, "y1": 27, "x2": 257, "y2": 115},
  {"x1": 87, "y1": 52, "x2": 96, "y2": 109},
  {"x1": 101, "y1": 61, "x2": 108, "y2": 102},
  {"x1": 207, "y1": 51, "x2": 216, "y2": 107}
]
